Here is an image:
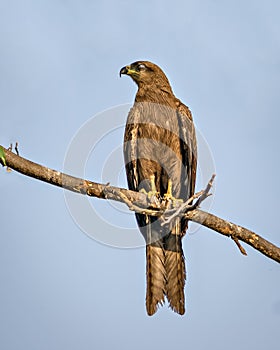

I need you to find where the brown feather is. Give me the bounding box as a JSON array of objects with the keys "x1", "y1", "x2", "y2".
[
  {"x1": 146, "y1": 244, "x2": 166, "y2": 315},
  {"x1": 165, "y1": 220, "x2": 186, "y2": 315}
]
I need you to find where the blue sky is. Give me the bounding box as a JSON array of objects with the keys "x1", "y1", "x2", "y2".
[{"x1": 0, "y1": 1, "x2": 279, "y2": 349}]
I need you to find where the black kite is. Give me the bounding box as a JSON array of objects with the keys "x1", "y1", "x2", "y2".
[{"x1": 120, "y1": 61, "x2": 197, "y2": 315}]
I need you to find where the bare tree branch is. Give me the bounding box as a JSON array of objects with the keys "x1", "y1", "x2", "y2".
[{"x1": 1, "y1": 145, "x2": 279, "y2": 264}]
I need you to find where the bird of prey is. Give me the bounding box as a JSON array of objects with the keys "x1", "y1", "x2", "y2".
[{"x1": 120, "y1": 61, "x2": 197, "y2": 315}]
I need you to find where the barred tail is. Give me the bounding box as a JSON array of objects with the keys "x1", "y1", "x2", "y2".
[
  {"x1": 165, "y1": 221, "x2": 186, "y2": 315},
  {"x1": 146, "y1": 244, "x2": 166, "y2": 316}
]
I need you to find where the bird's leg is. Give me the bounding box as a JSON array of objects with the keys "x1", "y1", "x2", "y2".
[
  {"x1": 166, "y1": 179, "x2": 173, "y2": 199},
  {"x1": 163, "y1": 179, "x2": 183, "y2": 209},
  {"x1": 140, "y1": 174, "x2": 160, "y2": 199},
  {"x1": 163, "y1": 179, "x2": 175, "y2": 202}
]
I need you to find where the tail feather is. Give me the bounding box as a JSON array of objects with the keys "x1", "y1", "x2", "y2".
[
  {"x1": 165, "y1": 249, "x2": 186, "y2": 314},
  {"x1": 146, "y1": 244, "x2": 166, "y2": 316},
  {"x1": 145, "y1": 219, "x2": 186, "y2": 316},
  {"x1": 165, "y1": 220, "x2": 186, "y2": 315}
]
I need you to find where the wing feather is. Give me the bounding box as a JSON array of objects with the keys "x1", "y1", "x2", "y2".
[{"x1": 176, "y1": 101, "x2": 197, "y2": 233}]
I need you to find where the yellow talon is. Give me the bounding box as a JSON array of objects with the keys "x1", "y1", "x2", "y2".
[
  {"x1": 163, "y1": 179, "x2": 183, "y2": 207},
  {"x1": 140, "y1": 175, "x2": 159, "y2": 199}
]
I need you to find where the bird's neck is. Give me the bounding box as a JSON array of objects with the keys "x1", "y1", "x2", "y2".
[{"x1": 135, "y1": 84, "x2": 175, "y2": 105}]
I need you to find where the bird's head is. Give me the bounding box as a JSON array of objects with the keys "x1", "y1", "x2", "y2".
[{"x1": 119, "y1": 61, "x2": 172, "y2": 92}]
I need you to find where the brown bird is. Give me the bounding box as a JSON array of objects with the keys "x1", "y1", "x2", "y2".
[{"x1": 120, "y1": 61, "x2": 197, "y2": 315}]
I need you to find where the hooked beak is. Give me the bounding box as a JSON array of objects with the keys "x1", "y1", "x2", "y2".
[
  {"x1": 119, "y1": 65, "x2": 139, "y2": 78},
  {"x1": 119, "y1": 66, "x2": 129, "y2": 77}
]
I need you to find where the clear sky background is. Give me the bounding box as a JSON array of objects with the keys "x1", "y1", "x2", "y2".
[{"x1": 0, "y1": 1, "x2": 279, "y2": 349}]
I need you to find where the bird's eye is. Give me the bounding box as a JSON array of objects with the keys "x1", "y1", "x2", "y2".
[{"x1": 137, "y1": 64, "x2": 146, "y2": 71}]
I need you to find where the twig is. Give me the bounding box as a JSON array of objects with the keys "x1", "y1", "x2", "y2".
[
  {"x1": 162, "y1": 190, "x2": 204, "y2": 225},
  {"x1": 162, "y1": 174, "x2": 216, "y2": 225},
  {"x1": 15, "y1": 142, "x2": 19, "y2": 156},
  {"x1": 192, "y1": 174, "x2": 216, "y2": 209},
  {"x1": 231, "y1": 236, "x2": 247, "y2": 255}
]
